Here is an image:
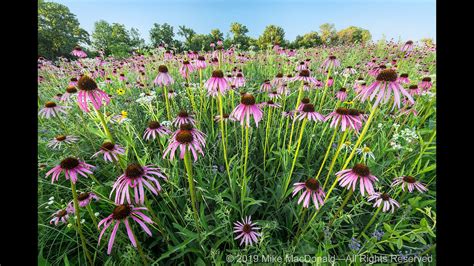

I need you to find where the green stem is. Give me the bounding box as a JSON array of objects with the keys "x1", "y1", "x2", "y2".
[
  {"x1": 287, "y1": 81, "x2": 305, "y2": 150},
  {"x1": 217, "y1": 93, "x2": 231, "y2": 183},
  {"x1": 318, "y1": 67, "x2": 332, "y2": 110},
  {"x1": 322, "y1": 130, "x2": 349, "y2": 190},
  {"x1": 162, "y1": 85, "x2": 172, "y2": 121},
  {"x1": 71, "y1": 181, "x2": 93, "y2": 265},
  {"x1": 324, "y1": 104, "x2": 379, "y2": 201},
  {"x1": 358, "y1": 204, "x2": 382, "y2": 239},
  {"x1": 86, "y1": 205, "x2": 98, "y2": 231},
  {"x1": 314, "y1": 125, "x2": 339, "y2": 180},
  {"x1": 241, "y1": 125, "x2": 250, "y2": 213},
  {"x1": 263, "y1": 107, "x2": 273, "y2": 171},
  {"x1": 94, "y1": 108, "x2": 114, "y2": 143},
  {"x1": 184, "y1": 149, "x2": 200, "y2": 230},
  {"x1": 130, "y1": 226, "x2": 148, "y2": 265},
  {"x1": 282, "y1": 118, "x2": 307, "y2": 201}
]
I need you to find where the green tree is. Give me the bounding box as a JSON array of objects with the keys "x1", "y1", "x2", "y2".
[
  {"x1": 319, "y1": 23, "x2": 338, "y2": 45},
  {"x1": 177, "y1": 25, "x2": 196, "y2": 49},
  {"x1": 149, "y1": 23, "x2": 175, "y2": 47},
  {"x1": 229, "y1": 22, "x2": 251, "y2": 49},
  {"x1": 210, "y1": 29, "x2": 224, "y2": 42},
  {"x1": 293, "y1": 31, "x2": 322, "y2": 48},
  {"x1": 38, "y1": 0, "x2": 89, "y2": 59},
  {"x1": 336, "y1": 26, "x2": 372, "y2": 44},
  {"x1": 187, "y1": 34, "x2": 213, "y2": 51},
  {"x1": 257, "y1": 25, "x2": 286, "y2": 49},
  {"x1": 91, "y1": 20, "x2": 144, "y2": 57},
  {"x1": 421, "y1": 38, "x2": 434, "y2": 47}
]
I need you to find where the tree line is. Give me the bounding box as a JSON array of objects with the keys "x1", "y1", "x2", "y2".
[{"x1": 39, "y1": 1, "x2": 375, "y2": 59}]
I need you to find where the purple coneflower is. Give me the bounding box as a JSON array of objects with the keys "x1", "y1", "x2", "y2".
[
  {"x1": 76, "y1": 75, "x2": 110, "y2": 112},
  {"x1": 271, "y1": 73, "x2": 284, "y2": 87},
  {"x1": 232, "y1": 72, "x2": 246, "y2": 88},
  {"x1": 296, "y1": 61, "x2": 307, "y2": 71},
  {"x1": 214, "y1": 114, "x2": 234, "y2": 122},
  {"x1": 292, "y1": 178, "x2": 326, "y2": 209},
  {"x1": 343, "y1": 66, "x2": 357, "y2": 76},
  {"x1": 67, "y1": 192, "x2": 100, "y2": 213},
  {"x1": 205, "y1": 70, "x2": 229, "y2": 97},
  {"x1": 391, "y1": 176, "x2": 428, "y2": 193},
  {"x1": 163, "y1": 123, "x2": 206, "y2": 161},
  {"x1": 327, "y1": 76, "x2": 334, "y2": 87},
  {"x1": 164, "y1": 50, "x2": 173, "y2": 60},
  {"x1": 143, "y1": 121, "x2": 171, "y2": 140},
  {"x1": 368, "y1": 192, "x2": 400, "y2": 213},
  {"x1": 195, "y1": 55, "x2": 207, "y2": 69},
  {"x1": 408, "y1": 84, "x2": 422, "y2": 96},
  {"x1": 92, "y1": 142, "x2": 125, "y2": 162},
  {"x1": 110, "y1": 163, "x2": 167, "y2": 205},
  {"x1": 268, "y1": 90, "x2": 281, "y2": 100},
  {"x1": 60, "y1": 85, "x2": 78, "y2": 102},
  {"x1": 234, "y1": 216, "x2": 261, "y2": 246},
  {"x1": 261, "y1": 100, "x2": 281, "y2": 108},
  {"x1": 179, "y1": 60, "x2": 194, "y2": 79},
  {"x1": 98, "y1": 204, "x2": 153, "y2": 255},
  {"x1": 167, "y1": 89, "x2": 177, "y2": 99},
  {"x1": 296, "y1": 103, "x2": 324, "y2": 122},
  {"x1": 46, "y1": 157, "x2": 94, "y2": 184},
  {"x1": 321, "y1": 55, "x2": 340, "y2": 70},
  {"x1": 400, "y1": 40, "x2": 414, "y2": 54},
  {"x1": 419, "y1": 77, "x2": 433, "y2": 91},
  {"x1": 50, "y1": 209, "x2": 69, "y2": 226},
  {"x1": 230, "y1": 93, "x2": 264, "y2": 127},
  {"x1": 397, "y1": 73, "x2": 410, "y2": 84},
  {"x1": 325, "y1": 107, "x2": 362, "y2": 132},
  {"x1": 292, "y1": 69, "x2": 316, "y2": 84},
  {"x1": 297, "y1": 98, "x2": 311, "y2": 111},
  {"x1": 154, "y1": 65, "x2": 174, "y2": 86},
  {"x1": 47, "y1": 135, "x2": 79, "y2": 150},
  {"x1": 260, "y1": 80, "x2": 272, "y2": 92},
  {"x1": 357, "y1": 69, "x2": 414, "y2": 109},
  {"x1": 336, "y1": 88, "x2": 348, "y2": 101},
  {"x1": 336, "y1": 163, "x2": 378, "y2": 196},
  {"x1": 39, "y1": 101, "x2": 70, "y2": 119},
  {"x1": 172, "y1": 110, "x2": 196, "y2": 127},
  {"x1": 71, "y1": 46, "x2": 87, "y2": 58}
]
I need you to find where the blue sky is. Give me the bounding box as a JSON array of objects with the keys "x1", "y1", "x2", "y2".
[{"x1": 49, "y1": 0, "x2": 436, "y2": 43}]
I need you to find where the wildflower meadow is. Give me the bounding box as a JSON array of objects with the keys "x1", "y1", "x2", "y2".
[{"x1": 38, "y1": 4, "x2": 436, "y2": 264}]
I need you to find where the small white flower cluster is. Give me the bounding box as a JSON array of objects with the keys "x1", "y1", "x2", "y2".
[
  {"x1": 45, "y1": 196, "x2": 55, "y2": 209},
  {"x1": 136, "y1": 91, "x2": 157, "y2": 104},
  {"x1": 421, "y1": 90, "x2": 436, "y2": 99},
  {"x1": 390, "y1": 127, "x2": 419, "y2": 152}
]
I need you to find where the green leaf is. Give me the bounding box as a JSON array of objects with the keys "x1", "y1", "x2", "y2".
[
  {"x1": 63, "y1": 254, "x2": 70, "y2": 266},
  {"x1": 396, "y1": 238, "x2": 403, "y2": 249},
  {"x1": 383, "y1": 223, "x2": 392, "y2": 233}
]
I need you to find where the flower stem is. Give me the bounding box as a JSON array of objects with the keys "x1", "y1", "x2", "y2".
[
  {"x1": 314, "y1": 125, "x2": 339, "y2": 181},
  {"x1": 324, "y1": 104, "x2": 379, "y2": 202},
  {"x1": 358, "y1": 204, "x2": 382, "y2": 239},
  {"x1": 318, "y1": 67, "x2": 332, "y2": 110},
  {"x1": 162, "y1": 85, "x2": 172, "y2": 121},
  {"x1": 86, "y1": 205, "x2": 98, "y2": 231},
  {"x1": 322, "y1": 129, "x2": 349, "y2": 190},
  {"x1": 184, "y1": 149, "x2": 200, "y2": 230},
  {"x1": 70, "y1": 181, "x2": 93, "y2": 265},
  {"x1": 263, "y1": 106, "x2": 273, "y2": 171},
  {"x1": 282, "y1": 118, "x2": 307, "y2": 202},
  {"x1": 241, "y1": 125, "x2": 250, "y2": 214},
  {"x1": 287, "y1": 81, "x2": 305, "y2": 150},
  {"x1": 130, "y1": 227, "x2": 148, "y2": 265},
  {"x1": 94, "y1": 108, "x2": 114, "y2": 143},
  {"x1": 217, "y1": 93, "x2": 231, "y2": 185}
]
